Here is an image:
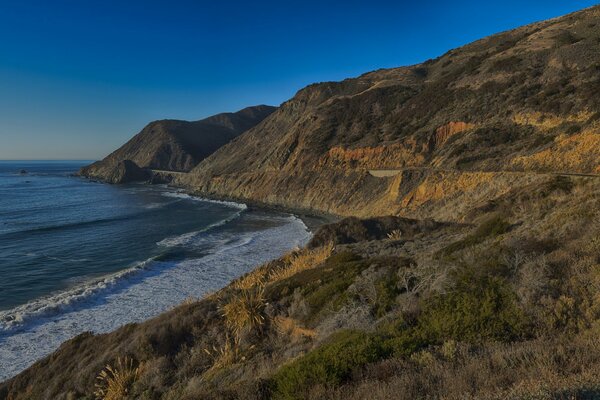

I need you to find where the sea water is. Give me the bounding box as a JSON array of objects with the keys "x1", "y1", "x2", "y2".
[{"x1": 0, "y1": 161, "x2": 310, "y2": 380}]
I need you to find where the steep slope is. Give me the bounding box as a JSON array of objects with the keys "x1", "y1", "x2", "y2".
[
  {"x1": 182, "y1": 5, "x2": 600, "y2": 220},
  {"x1": 5, "y1": 6, "x2": 600, "y2": 400},
  {"x1": 2, "y1": 175, "x2": 599, "y2": 399},
  {"x1": 80, "y1": 105, "x2": 276, "y2": 183}
]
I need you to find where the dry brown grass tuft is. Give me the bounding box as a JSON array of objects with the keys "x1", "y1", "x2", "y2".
[
  {"x1": 232, "y1": 267, "x2": 269, "y2": 291},
  {"x1": 273, "y1": 316, "x2": 317, "y2": 340},
  {"x1": 94, "y1": 357, "x2": 140, "y2": 400},
  {"x1": 222, "y1": 286, "x2": 266, "y2": 337},
  {"x1": 387, "y1": 229, "x2": 403, "y2": 240},
  {"x1": 202, "y1": 335, "x2": 239, "y2": 373},
  {"x1": 269, "y1": 243, "x2": 334, "y2": 283}
]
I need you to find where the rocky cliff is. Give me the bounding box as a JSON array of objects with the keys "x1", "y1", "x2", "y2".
[
  {"x1": 181, "y1": 6, "x2": 600, "y2": 220},
  {"x1": 79, "y1": 105, "x2": 276, "y2": 183}
]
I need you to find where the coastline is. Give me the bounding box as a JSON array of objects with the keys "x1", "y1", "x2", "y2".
[
  {"x1": 76, "y1": 170, "x2": 340, "y2": 233},
  {"x1": 0, "y1": 175, "x2": 315, "y2": 382},
  {"x1": 181, "y1": 187, "x2": 341, "y2": 233}
]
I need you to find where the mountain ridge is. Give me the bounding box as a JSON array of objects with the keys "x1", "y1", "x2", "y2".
[
  {"x1": 79, "y1": 105, "x2": 276, "y2": 183},
  {"x1": 179, "y1": 5, "x2": 600, "y2": 221}
]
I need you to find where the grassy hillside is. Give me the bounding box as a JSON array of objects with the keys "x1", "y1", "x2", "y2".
[
  {"x1": 3, "y1": 5, "x2": 600, "y2": 400},
  {"x1": 2, "y1": 174, "x2": 599, "y2": 399}
]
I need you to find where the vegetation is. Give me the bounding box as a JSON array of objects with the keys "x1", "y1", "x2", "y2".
[
  {"x1": 271, "y1": 331, "x2": 388, "y2": 399},
  {"x1": 221, "y1": 286, "x2": 266, "y2": 338},
  {"x1": 94, "y1": 357, "x2": 140, "y2": 400},
  {"x1": 441, "y1": 214, "x2": 511, "y2": 255},
  {"x1": 3, "y1": 4, "x2": 600, "y2": 400}
]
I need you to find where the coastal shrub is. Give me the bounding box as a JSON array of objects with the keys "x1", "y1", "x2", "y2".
[
  {"x1": 202, "y1": 335, "x2": 239, "y2": 375},
  {"x1": 417, "y1": 270, "x2": 527, "y2": 343},
  {"x1": 268, "y1": 266, "x2": 528, "y2": 398},
  {"x1": 441, "y1": 214, "x2": 511, "y2": 255},
  {"x1": 270, "y1": 330, "x2": 389, "y2": 400},
  {"x1": 373, "y1": 271, "x2": 402, "y2": 318},
  {"x1": 487, "y1": 55, "x2": 522, "y2": 73},
  {"x1": 94, "y1": 357, "x2": 141, "y2": 400},
  {"x1": 544, "y1": 176, "x2": 574, "y2": 194},
  {"x1": 554, "y1": 30, "x2": 581, "y2": 47},
  {"x1": 265, "y1": 252, "x2": 367, "y2": 323},
  {"x1": 531, "y1": 133, "x2": 554, "y2": 148}
]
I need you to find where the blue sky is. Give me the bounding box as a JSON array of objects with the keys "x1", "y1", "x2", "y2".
[{"x1": 0, "y1": 0, "x2": 598, "y2": 160}]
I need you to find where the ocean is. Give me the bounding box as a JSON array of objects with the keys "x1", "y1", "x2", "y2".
[{"x1": 0, "y1": 161, "x2": 311, "y2": 380}]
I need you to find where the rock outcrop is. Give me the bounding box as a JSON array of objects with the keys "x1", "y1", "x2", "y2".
[{"x1": 79, "y1": 105, "x2": 276, "y2": 183}]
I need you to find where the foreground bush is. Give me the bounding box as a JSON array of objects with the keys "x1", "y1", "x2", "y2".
[
  {"x1": 417, "y1": 272, "x2": 527, "y2": 343},
  {"x1": 271, "y1": 331, "x2": 389, "y2": 399}
]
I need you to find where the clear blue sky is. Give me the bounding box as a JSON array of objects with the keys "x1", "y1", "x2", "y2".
[{"x1": 0, "y1": 0, "x2": 597, "y2": 160}]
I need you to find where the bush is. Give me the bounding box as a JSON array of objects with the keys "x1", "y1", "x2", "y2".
[
  {"x1": 441, "y1": 215, "x2": 511, "y2": 255},
  {"x1": 544, "y1": 176, "x2": 574, "y2": 194},
  {"x1": 222, "y1": 286, "x2": 266, "y2": 337},
  {"x1": 266, "y1": 252, "x2": 368, "y2": 323},
  {"x1": 270, "y1": 331, "x2": 389, "y2": 399},
  {"x1": 417, "y1": 272, "x2": 527, "y2": 343}
]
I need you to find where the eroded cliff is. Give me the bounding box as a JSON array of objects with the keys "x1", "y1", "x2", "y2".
[{"x1": 181, "y1": 6, "x2": 600, "y2": 221}]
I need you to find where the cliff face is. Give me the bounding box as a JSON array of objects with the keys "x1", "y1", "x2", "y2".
[
  {"x1": 79, "y1": 105, "x2": 276, "y2": 183},
  {"x1": 181, "y1": 6, "x2": 600, "y2": 220}
]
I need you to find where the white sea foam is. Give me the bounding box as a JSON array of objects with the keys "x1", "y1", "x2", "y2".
[
  {"x1": 0, "y1": 212, "x2": 311, "y2": 380},
  {"x1": 161, "y1": 190, "x2": 248, "y2": 210},
  {"x1": 0, "y1": 256, "x2": 160, "y2": 331},
  {"x1": 157, "y1": 209, "x2": 245, "y2": 247}
]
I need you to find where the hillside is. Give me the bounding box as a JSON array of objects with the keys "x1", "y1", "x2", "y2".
[
  {"x1": 3, "y1": 5, "x2": 600, "y2": 400},
  {"x1": 79, "y1": 105, "x2": 276, "y2": 183},
  {"x1": 181, "y1": 5, "x2": 600, "y2": 220}
]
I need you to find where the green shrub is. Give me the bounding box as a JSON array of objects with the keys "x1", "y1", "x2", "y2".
[
  {"x1": 441, "y1": 215, "x2": 511, "y2": 255},
  {"x1": 544, "y1": 176, "x2": 574, "y2": 194},
  {"x1": 418, "y1": 272, "x2": 527, "y2": 343},
  {"x1": 269, "y1": 261, "x2": 528, "y2": 398},
  {"x1": 374, "y1": 273, "x2": 402, "y2": 318},
  {"x1": 270, "y1": 331, "x2": 389, "y2": 399},
  {"x1": 265, "y1": 252, "x2": 369, "y2": 324}
]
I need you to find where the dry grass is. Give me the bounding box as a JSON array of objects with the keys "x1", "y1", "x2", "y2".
[
  {"x1": 512, "y1": 111, "x2": 593, "y2": 130},
  {"x1": 386, "y1": 229, "x2": 403, "y2": 240},
  {"x1": 273, "y1": 316, "x2": 317, "y2": 340},
  {"x1": 268, "y1": 243, "x2": 334, "y2": 283},
  {"x1": 232, "y1": 266, "x2": 269, "y2": 291},
  {"x1": 202, "y1": 335, "x2": 239, "y2": 373},
  {"x1": 222, "y1": 286, "x2": 266, "y2": 337},
  {"x1": 314, "y1": 334, "x2": 600, "y2": 400},
  {"x1": 94, "y1": 357, "x2": 140, "y2": 400}
]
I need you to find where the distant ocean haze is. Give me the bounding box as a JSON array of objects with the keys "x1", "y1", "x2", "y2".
[{"x1": 0, "y1": 161, "x2": 310, "y2": 380}]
